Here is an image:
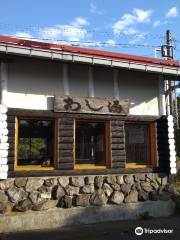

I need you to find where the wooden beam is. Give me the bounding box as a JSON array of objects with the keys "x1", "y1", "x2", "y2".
[
  {"x1": 62, "y1": 63, "x2": 70, "y2": 96},
  {"x1": 113, "y1": 69, "x2": 119, "y2": 99},
  {"x1": 0, "y1": 62, "x2": 8, "y2": 105},
  {"x1": 88, "y1": 66, "x2": 94, "y2": 97}
]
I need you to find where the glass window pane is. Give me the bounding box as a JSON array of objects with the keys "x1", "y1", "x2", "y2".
[
  {"x1": 75, "y1": 121, "x2": 105, "y2": 165},
  {"x1": 18, "y1": 119, "x2": 54, "y2": 167},
  {"x1": 125, "y1": 124, "x2": 150, "y2": 165}
]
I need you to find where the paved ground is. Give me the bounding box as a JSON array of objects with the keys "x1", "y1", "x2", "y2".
[{"x1": 0, "y1": 215, "x2": 179, "y2": 240}]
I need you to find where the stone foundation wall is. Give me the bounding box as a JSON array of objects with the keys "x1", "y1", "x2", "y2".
[{"x1": 0, "y1": 173, "x2": 177, "y2": 214}]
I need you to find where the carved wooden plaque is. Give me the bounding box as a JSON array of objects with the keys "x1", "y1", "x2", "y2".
[{"x1": 54, "y1": 96, "x2": 130, "y2": 115}]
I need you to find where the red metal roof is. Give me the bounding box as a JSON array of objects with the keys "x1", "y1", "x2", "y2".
[{"x1": 0, "y1": 35, "x2": 180, "y2": 68}]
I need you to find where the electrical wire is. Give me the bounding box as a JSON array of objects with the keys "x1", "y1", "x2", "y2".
[
  {"x1": 0, "y1": 21, "x2": 166, "y2": 40},
  {"x1": 2, "y1": 34, "x2": 161, "y2": 49},
  {"x1": 0, "y1": 21, "x2": 180, "y2": 58}
]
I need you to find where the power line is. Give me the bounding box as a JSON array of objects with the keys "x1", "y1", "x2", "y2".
[
  {"x1": 0, "y1": 21, "x2": 165, "y2": 40},
  {"x1": 2, "y1": 34, "x2": 161, "y2": 49},
  {"x1": 173, "y1": 38, "x2": 180, "y2": 43}
]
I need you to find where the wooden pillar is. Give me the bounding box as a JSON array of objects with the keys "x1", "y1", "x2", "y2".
[
  {"x1": 88, "y1": 66, "x2": 94, "y2": 97},
  {"x1": 113, "y1": 69, "x2": 119, "y2": 99},
  {"x1": 110, "y1": 120, "x2": 126, "y2": 168},
  {"x1": 158, "y1": 75, "x2": 166, "y2": 116},
  {"x1": 0, "y1": 62, "x2": 8, "y2": 105},
  {"x1": 62, "y1": 63, "x2": 70, "y2": 96}
]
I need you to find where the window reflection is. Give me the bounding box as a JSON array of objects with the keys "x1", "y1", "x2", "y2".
[
  {"x1": 18, "y1": 119, "x2": 54, "y2": 167},
  {"x1": 75, "y1": 121, "x2": 105, "y2": 165}
]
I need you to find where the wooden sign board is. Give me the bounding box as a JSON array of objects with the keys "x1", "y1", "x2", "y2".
[{"x1": 54, "y1": 96, "x2": 130, "y2": 115}]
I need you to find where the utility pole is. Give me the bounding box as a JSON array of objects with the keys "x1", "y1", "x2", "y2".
[
  {"x1": 161, "y1": 30, "x2": 179, "y2": 128},
  {"x1": 166, "y1": 30, "x2": 173, "y2": 60},
  {"x1": 166, "y1": 30, "x2": 173, "y2": 116},
  {"x1": 161, "y1": 30, "x2": 174, "y2": 60},
  {"x1": 161, "y1": 30, "x2": 173, "y2": 115}
]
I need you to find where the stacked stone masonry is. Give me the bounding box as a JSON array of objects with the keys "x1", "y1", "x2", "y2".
[{"x1": 0, "y1": 173, "x2": 178, "y2": 214}]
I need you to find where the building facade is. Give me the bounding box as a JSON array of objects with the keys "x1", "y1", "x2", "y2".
[{"x1": 0, "y1": 36, "x2": 179, "y2": 218}]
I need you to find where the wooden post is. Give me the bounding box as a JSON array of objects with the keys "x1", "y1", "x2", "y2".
[
  {"x1": 62, "y1": 63, "x2": 70, "y2": 96},
  {"x1": 158, "y1": 75, "x2": 166, "y2": 116},
  {"x1": 113, "y1": 69, "x2": 119, "y2": 99},
  {"x1": 88, "y1": 66, "x2": 94, "y2": 97},
  {"x1": 0, "y1": 62, "x2": 8, "y2": 105}
]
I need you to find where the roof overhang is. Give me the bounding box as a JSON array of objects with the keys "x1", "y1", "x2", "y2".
[{"x1": 0, "y1": 39, "x2": 180, "y2": 79}]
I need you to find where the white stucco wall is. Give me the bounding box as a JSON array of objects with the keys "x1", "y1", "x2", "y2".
[
  {"x1": 94, "y1": 66, "x2": 114, "y2": 97},
  {"x1": 69, "y1": 63, "x2": 89, "y2": 97},
  {"x1": 4, "y1": 57, "x2": 162, "y2": 116},
  {"x1": 118, "y1": 70, "x2": 160, "y2": 115}
]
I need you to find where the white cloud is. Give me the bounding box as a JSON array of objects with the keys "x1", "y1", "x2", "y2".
[
  {"x1": 105, "y1": 39, "x2": 116, "y2": 47},
  {"x1": 13, "y1": 17, "x2": 90, "y2": 45},
  {"x1": 36, "y1": 17, "x2": 90, "y2": 43},
  {"x1": 123, "y1": 27, "x2": 138, "y2": 35},
  {"x1": 113, "y1": 8, "x2": 152, "y2": 35},
  {"x1": 72, "y1": 17, "x2": 89, "y2": 27},
  {"x1": 113, "y1": 15, "x2": 135, "y2": 34},
  {"x1": 39, "y1": 24, "x2": 88, "y2": 43},
  {"x1": 90, "y1": 2, "x2": 96, "y2": 14},
  {"x1": 133, "y1": 8, "x2": 152, "y2": 23},
  {"x1": 128, "y1": 33, "x2": 146, "y2": 44},
  {"x1": 153, "y1": 19, "x2": 170, "y2": 28},
  {"x1": 166, "y1": 7, "x2": 178, "y2": 18},
  {"x1": 153, "y1": 20, "x2": 161, "y2": 27},
  {"x1": 14, "y1": 32, "x2": 33, "y2": 39},
  {"x1": 90, "y1": 2, "x2": 103, "y2": 15}
]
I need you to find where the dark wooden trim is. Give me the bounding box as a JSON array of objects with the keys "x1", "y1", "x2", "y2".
[
  {"x1": 58, "y1": 116, "x2": 74, "y2": 170},
  {"x1": 111, "y1": 162, "x2": 125, "y2": 168},
  {"x1": 8, "y1": 167, "x2": 158, "y2": 178},
  {"x1": 156, "y1": 117, "x2": 170, "y2": 173},
  {"x1": 110, "y1": 120, "x2": 126, "y2": 169},
  {"x1": 7, "y1": 108, "x2": 160, "y2": 121},
  {"x1": 105, "y1": 120, "x2": 111, "y2": 168},
  {"x1": 59, "y1": 137, "x2": 74, "y2": 143}
]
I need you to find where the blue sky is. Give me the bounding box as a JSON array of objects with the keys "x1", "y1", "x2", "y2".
[{"x1": 0, "y1": 0, "x2": 180, "y2": 60}]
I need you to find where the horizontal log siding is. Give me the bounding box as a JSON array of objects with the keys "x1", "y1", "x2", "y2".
[
  {"x1": 58, "y1": 117, "x2": 74, "y2": 170},
  {"x1": 156, "y1": 117, "x2": 170, "y2": 173},
  {"x1": 110, "y1": 120, "x2": 126, "y2": 168},
  {"x1": 8, "y1": 168, "x2": 156, "y2": 177}
]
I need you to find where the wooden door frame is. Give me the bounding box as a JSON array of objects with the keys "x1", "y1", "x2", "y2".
[{"x1": 73, "y1": 118, "x2": 111, "y2": 170}]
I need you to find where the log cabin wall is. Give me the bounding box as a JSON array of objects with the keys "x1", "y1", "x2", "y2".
[
  {"x1": 6, "y1": 108, "x2": 168, "y2": 178},
  {"x1": 110, "y1": 120, "x2": 126, "y2": 169},
  {"x1": 156, "y1": 117, "x2": 170, "y2": 173}
]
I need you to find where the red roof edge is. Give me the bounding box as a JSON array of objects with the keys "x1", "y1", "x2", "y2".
[{"x1": 0, "y1": 35, "x2": 180, "y2": 68}]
